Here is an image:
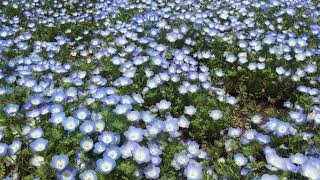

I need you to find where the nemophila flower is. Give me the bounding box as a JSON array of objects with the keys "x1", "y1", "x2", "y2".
[
  {"x1": 225, "y1": 54, "x2": 237, "y2": 63},
  {"x1": 113, "y1": 104, "x2": 132, "y2": 115},
  {"x1": 144, "y1": 164, "x2": 160, "y2": 179},
  {"x1": 80, "y1": 139, "x2": 94, "y2": 152},
  {"x1": 184, "y1": 161, "x2": 202, "y2": 180},
  {"x1": 132, "y1": 93, "x2": 144, "y2": 104},
  {"x1": 74, "y1": 107, "x2": 90, "y2": 120},
  {"x1": 141, "y1": 111, "x2": 156, "y2": 124},
  {"x1": 234, "y1": 153, "x2": 248, "y2": 166},
  {"x1": 255, "y1": 133, "x2": 271, "y2": 144},
  {"x1": 103, "y1": 146, "x2": 121, "y2": 160},
  {"x1": 120, "y1": 95, "x2": 134, "y2": 105},
  {"x1": 228, "y1": 127, "x2": 242, "y2": 138},
  {"x1": 166, "y1": 32, "x2": 178, "y2": 42},
  {"x1": 0, "y1": 143, "x2": 8, "y2": 156},
  {"x1": 57, "y1": 167, "x2": 77, "y2": 180},
  {"x1": 40, "y1": 105, "x2": 50, "y2": 115},
  {"x1": 49, "y1": 112, "x2": 66, "y2": 125},
  {"x1": 26, "y1": 108, "x2": 41, "y2": 118},
  {"x1": 198, "y1": 150, "x2": 207, "y2": 159},
  {"x1": 102, "y1": 95, "x2": 120, "y2": 105},
  {"x1": 226, "y1": 96, "x2": 238, "y2": 105},
  {"x1": 174, "y1": 151, "x2": 190, "y2": 167},
  {"x1": 30, "y1": 138, "x2": 48, "y2": 152},
  {"x1": 300, "y1": 158, "x2": 320, "y2": 179},
  {"x1": 251, "y1": 114, "x2": 263, "y2": 124},
  {"x1": 264, "y1": 146, "x2": 297, "y2": 172},
  {"x1": 93, "y1": 142, "x2": 106, "y2": 154},
  {"x1": 3, "y1": 103, "x2": 19, "y2": 116},
  {"x1": 29, "y1": 128, "x2": 44, "y2": 139},
  {"x1": 0, "y1": 131, "x2": 3, "y2": 141},
  {"x1": 289, "y1": 111, "x2": 306, "y2": 125},
  {"x1": 124, "y1": 126, "x2": 144, "y2": 142},
  {"x1": 156, "y1": 99, "x2": 171, "y2": 111},
  {"x1": 184, "y1": 105, "x2": 197, "y2": 116},
  {"x1": 209, "y1": 110, "x2": 223, "y2": 120},
  {"x1": 242, "y1": 129, "x2": 257, "y2": 142},
  {"x1": 260, "y1": 174, "x2": 279, "y2": 180},
  {"x1": 148, "y1": 143, "x2": 162, "y2": 157},
  {"x1": 274, "y1": 122, "x2": 293, "y2": 137},
  {"x1": 51, "y1": 91, "x2": 67, "y2": 102},
  {"x1": 283, "y1": 101, "x2": 293, "y2": 108},
  {"x1": 126, "y1": 111, "x2": 141, "y2": 122},
  {"x1": 146, "y1": 120, "x2": 164, "y2": 136},
  {"x1": 79, "y1": 170, "x2": 97, "y2": 180},
  {"x1": 133, "y1": 146, "x2": 151, "y2": 164},
  {"x1": 66, "y1": 87, "x2": 78, "y2": 97},
  {"x1": 187, "y1": 141, "x2": 200, "y2": 157},
  {"x1": 50, "y1": 154, "x2": 69, "y2": 171},
  {"x1": 164, "y1": 117, "x2": 179, "y2": 133},
  {"x1": 29, "y1": 155, "x2": 45, "y2": 167},
  {"x1": 120, "y1": 141, "x2": 139, "y2": 159},
  {"x1": 178, "y1": 115, "x2": 190, "y2": 128},
  {"x1": 289, "y1": 153, "x2": 307, "y2": 165},
  {"x1": 62, "y1": 117, "x2": 80, "y2": 132},
  {"x1": 98, "y1": 131, "x2": 116, "y2": 145},
  {"x1": 79, "y1": 120, "x2": 95, "y2": 135},
  {"x1": 93, "y1": 120, "x2": 105, "y2": 133},
  {"x1": 179, "y1": 24, "x2": 189, "y2": 34},
  {"x1": 96, "y1": 157, "x2": 116, "y2": 174},
  {"x1": 49, "y1": 104, "x2": 64, "y2": 114},
  {"x1": 262, "y1": 118, "x2": 280, "y2": 132}
]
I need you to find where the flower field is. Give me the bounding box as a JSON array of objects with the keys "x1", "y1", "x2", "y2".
[{"x1": 0, "y1": 0, "x2": 320, "y2": 179}]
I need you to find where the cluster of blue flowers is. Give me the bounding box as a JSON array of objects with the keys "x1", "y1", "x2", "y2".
[{"x1": 0, "y1": 0, "x2": 320, "y2": 179}]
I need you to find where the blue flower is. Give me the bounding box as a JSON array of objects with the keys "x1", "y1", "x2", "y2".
[
  {"x1": 50, "y1": 154, "x2": 69, "y2": 171},
  {"x1": 98, "y1": 131, "x2": 116, "y2": 145},
  {"x1": 49, "y1": 104, "x2": 64, "y2": 114},
  {"x1": 74, "y1": 108, "x2": 90, "y2": 120},
  {"x1": 146, "y1": 120, "x2": 164, "y2": 136},
  {"x1": 288, "y1": 111, "x2": 306, "y2": 125},
  {"x1": 103, "y1": 146, "x2": 121, "y2": 160},
  {"x1": 79, "y1": 170, "x2": 97, "y2": 180},
  {"x1": 124, "y1": 126, "x2": 144, "y2": 142},
  {"x1": 3, "y1": 103, "x2": 19, "y2": 116},
  {"x1": 51, "y1": 91, "x2": 67, "y2": 102},
  {"x1": 113, "y1": 104, "x2": 132, "y2": 115},
  {"x1": 184, "y1": 105, "x2": 197, "y2": 116},
  {"x1": 79, "y1": 120, "x2": 95, "y2": 135},
  {"x1": 234, "y1": 153, "x2": 248, "y2": 166},
  {"x1": 183, "y1": 161, "x2": 202, "y2": 180},
  {"x1": 80, "y1": 139, "x2": 94, "y2": 152},
  {"x1": 260, "y1": 174, "x2": 279, "y2": 180},
  {"x1": 49, "y1": 112, "x2": 66, "y2": 125},
  {"x1": 93, "y1": 120, "x2": 105, "y2": 133},
  {"x1": 120, "y1": 141, "x2": 139, "y2": 159},
  {"x1": 57, "y1": 166, "x2": 77, "y2": 180},
  {"x1": 156, "y1": 99, "x2": 171, "y2": 111},
  {"x1": 29, "y1": 128, "x2": 44, "y2": 139},
  {"x1": 0, "y1": 131, "x2": 3, "y2": 141},
  {"x1": 141, "y1": 111, "x2": 156, "y2": 124},
  {"x1": 144, "y1": 164, "x2": 160, "y2": 179},
  {"x1": 30, "y1": 138, "x2": 48, "y2": 152},
  {"x1": 93, "y1": 142, "x2": 106, "y2": 154},
  {"x1": 0, "y1": 143, "x2": 8, "y2": 156},
  {"x1": 62, "y1": 117, "x2": 80, "y2": 132},
  {"x1": 96, "y1": 157, "x2": 116, "y2": 174},
  {"x1": 209, "y1": 110, "x2": 223, "y2": 120},
  {"x1": 126, "y1": 111, "x2": 141, "y2": 122},
  {"x1": 132, "y1": 146, "x2": 151, "y2": 164}
]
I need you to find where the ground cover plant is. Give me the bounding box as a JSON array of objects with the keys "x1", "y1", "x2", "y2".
[{"x1": 0, "y1": 0, "x2": 320, "y2": 179}]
